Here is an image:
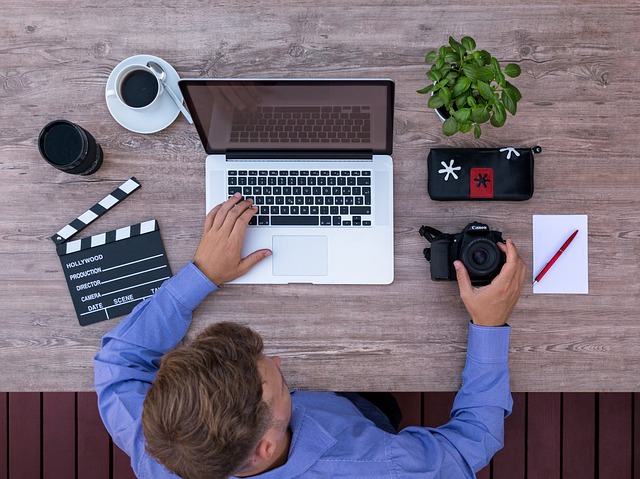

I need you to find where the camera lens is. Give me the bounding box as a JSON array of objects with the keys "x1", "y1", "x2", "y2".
[
  {"x1": 461, "y1": 238, "x2": 501, "y2": 277},
  {"x1": 471, "y1": 248, "x2": 489, "y2": 266}
]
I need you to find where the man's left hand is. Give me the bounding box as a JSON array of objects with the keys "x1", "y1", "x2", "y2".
[{"x1": 194, "y1": 193, "x2": 272, "y2": 285}]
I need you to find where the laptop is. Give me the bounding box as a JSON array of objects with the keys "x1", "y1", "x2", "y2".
[{"x1": 179, "y1": 79, "x2": 394, "y2": 284}]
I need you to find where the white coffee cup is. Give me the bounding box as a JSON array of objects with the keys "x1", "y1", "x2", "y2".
[{"x1": 106, "y1": 64, "x2": 164, "y2": 111}]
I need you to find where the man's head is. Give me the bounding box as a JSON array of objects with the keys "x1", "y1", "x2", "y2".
[{"x1": 142, "y1": 322, "x2": 291, "y2": 479}]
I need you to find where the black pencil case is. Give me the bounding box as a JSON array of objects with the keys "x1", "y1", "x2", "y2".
[{"x1": 427, "y1": 146, "x2": 541, "y2": 201}]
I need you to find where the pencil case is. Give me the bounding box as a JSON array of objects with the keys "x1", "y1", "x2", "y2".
[{"x1": 427, "y1": 146, "x2": 541, "y2": 201}]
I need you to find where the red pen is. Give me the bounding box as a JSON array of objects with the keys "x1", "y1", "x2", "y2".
[{"x1": 533, "y1": 229, "x2": 579, "y2": 285}]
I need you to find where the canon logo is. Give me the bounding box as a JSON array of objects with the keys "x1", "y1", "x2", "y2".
[{"x1": 470, "y1": 225, "x2": 488, "y2": 231}]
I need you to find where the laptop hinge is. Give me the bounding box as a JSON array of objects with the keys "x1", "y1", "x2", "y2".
[{"x1": 225, "y1": 150, "x2": 373, "y2": 161}]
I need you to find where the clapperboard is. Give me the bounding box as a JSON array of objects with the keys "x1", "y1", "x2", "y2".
[{"x1": 52, "y1": 178, "x2": 172, "y2": 326}]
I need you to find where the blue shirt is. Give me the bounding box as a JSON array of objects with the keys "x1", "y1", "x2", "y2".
[{"x1": 95, "y1": 263, "x2": 512, "y2": 479}]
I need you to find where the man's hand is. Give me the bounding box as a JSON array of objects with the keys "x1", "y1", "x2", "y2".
[
  {"x1": 193, "y1": 193, "x2": 272, "y2": 286},
  {"x1": 454, "y1": 238, "x2": 527, "y2": 327}
]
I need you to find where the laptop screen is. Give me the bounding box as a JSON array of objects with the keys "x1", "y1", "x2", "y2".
[{"x1": 179, "y1": 79, "x2": 394, "y2": 155}]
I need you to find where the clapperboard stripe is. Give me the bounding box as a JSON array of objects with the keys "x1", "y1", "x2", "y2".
[
  {"x1": 51, "y1": 177, "x2": 141, "y2": 245},
  {"x1": 57, "y1": 219, "x2": 157, "y2": 256}
]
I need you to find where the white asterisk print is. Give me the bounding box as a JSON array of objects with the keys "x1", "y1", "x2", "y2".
[
  {"x1": 499, "y1": 147, "x2": 520, "y2": 160},
  {"x1": 438, "y1": 159, "x2": 462, "y2": 181}
]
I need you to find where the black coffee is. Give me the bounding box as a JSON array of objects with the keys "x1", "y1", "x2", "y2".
[
  {"x1": 42, "y1": 122, "x2": 83, "y2": 165},
  {"x1": 120, "y1": 69, "x2": 159, "y2": 108}
]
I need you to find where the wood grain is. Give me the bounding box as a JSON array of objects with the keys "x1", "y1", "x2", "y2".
[
  {"x1": 562, "y1": 393, "x2": 596, "y2": 479},
  {"x1": 43, "y1": 392, "x2": 76, "y2": 479},
  {"x1": 77, "y1": 392, "x2": 110, "y2": 479},
  {"x1": 598, "y1": 393, "x2": 633, "y2": 478},
  {"x1": 493, "y1": 392, "x2": 526, "y2": 479},
  {"x1": 527, "y1": 393, "x2": 561, "y2": 479},
  {"x1": 0, "y1": 393, "x2": 6, "y2": 479},
  {"x1": 7, "y1": 393, "x2": 40, "y2": 478},
  {"x1": 0, "y1": 1, "x2": 638, "y2": 391}
]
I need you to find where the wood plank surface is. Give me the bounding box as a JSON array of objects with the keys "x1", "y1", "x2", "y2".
[
  {"x1": 113, "y1": 444, "x2": 137, "y2": 479},
  {"x1": 0, "y1": 393, "x2": 6, "y2": 479},
  {"x1": 77, "y1": 392, "x2": 110, "y2": 479},
  {"x1": 527, "y1": 392, "x2": 561, "y2": 479},
  {"x1": 7, "y1": 393, "x2": 40, "y2": 479},
  {"x1": 1, "y1": 391, "x2": 640, "y2": 476},
  {"x1": 562, "y1": 393, "x2": 596, "y2": 479},
  {"x1": 423, "y1": 392, "x2": 456, "y2": 427},
  {"x1": 598, "y1": 393, "x2": 633, "y2": 479},
  {"x1": 0, "y1": 1, "x2": 639, "y2": 392},
  {"x1": 43, "y1": 392, "x2": 76, "y2": 479},
  {"x1": 392, "y1": 392, "x2": 422, "y2": 429},
  {"x1": 635, "y1": 394, "x2": 640, "y2": 479},
  {"x1": 492, "y1": 392, "x2": 526, "y2": 479}
]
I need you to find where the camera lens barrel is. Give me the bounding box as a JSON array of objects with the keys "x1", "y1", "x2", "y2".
[{"x1": 460, "y1": 237, "x2": 502, "y2": 278}]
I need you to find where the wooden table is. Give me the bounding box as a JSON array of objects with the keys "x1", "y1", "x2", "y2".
[{"x1": 1, "y1": 0, "x2": 638, "y2": 392}]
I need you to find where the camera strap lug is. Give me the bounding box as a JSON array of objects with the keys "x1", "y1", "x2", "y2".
[
  {"x1": 419, "y1": 225, "x2": 445, "y2": 262},
  {"x1": 418, "y1": 225, "x2": 443, "y2": 243}
]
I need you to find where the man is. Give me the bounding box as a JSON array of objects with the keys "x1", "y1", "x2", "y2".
[{"x1": 95, "y1": 193, "x2": 527, "y2": 479}]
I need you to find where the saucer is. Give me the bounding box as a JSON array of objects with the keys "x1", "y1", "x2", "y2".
[{"x1": 105, "y1": 54, "x2": 182, "y2": 134}]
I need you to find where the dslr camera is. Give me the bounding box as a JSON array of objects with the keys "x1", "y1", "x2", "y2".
[{"x1": 419, "y1": 222, "x2": 506, "y2": 286}]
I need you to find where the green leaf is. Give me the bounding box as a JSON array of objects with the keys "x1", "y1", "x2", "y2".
[
  {"x1": 435, "y1": 58, "x2": 444, "y2": 69},
  {"x1": 471, "y1": 105, "x2": 490, "y2": 123},
  {"x1": 427, "y1": 68, "x2": 442, "y2": 82},
  {"x1": 495, "y1": 69, "x2": 505, "y2": 88},
  {"x1": 467, "y1": 95, "x2": 477, "y2": 108},
  {"x1": 478, "y1": 50, "x2": 492, "y2": 65},
  {"x1": 505, "y1": 81, "x2": 522, "y2": 101},
  {"x1": 502, "y1": 89, "x2": 517, "y2": 115},
  {"x1": 448, "y1": 36, "x2": 462, "y2": 50},
  {"x1": 490, "y1": 102, "x2": 507, "y2": 127},
  {"x1": 453, "y1": 108, "x2": 471, "y2": 123},
  {"x1": 462, "y1": 64, "x2": 478, "y2": 81},
  {"x1": 476, "y1": 66, "x2": 495, "y2": 82},
  {"x1": 473, "y1": 123, "x2": 482, "y2": 138},
  {"x1": 442, "y1": 116, "x2": 458, "y2": 136},
  {"x1": 427, "y1": 94, "x2": 444, "y2": 109},
  {"x1": 452, "y1": 76, "x2": 471, "y2": 96},
  {"x1": 477, "y1": 80, "x2": 494, "y2": 101},
  {"x1": 425, "y1": 50, "x2": 437, "y2": 63},
  {"x1": 461, "y1": 36, "x2": 476, "y2": 51},
  {"x1": 455, "y1": 94, "x2": 468, "y2": 108},
  {"x1": 504, "y1": 63, "x2": 522, "y2": 78},
  {"x1": 459, "y1": 122, "x2": 473, "y2": 134},
  {"x1": 438, "y1": 87, "x2": 452, "y2": 108},
  {"x1": 444, "y1": 52, "x2": 458, "y2": 63},
  {"x1": 416, "y1": 85, "x2": 433, "y2": 95},
  {"x1": 475, "y1": 57, "x2": 487, "y2": 67}
]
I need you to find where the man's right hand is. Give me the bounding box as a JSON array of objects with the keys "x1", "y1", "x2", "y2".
[
  {"x1": 193, "y1": 193, "x2": 272, "y2": 286},
  {"x1": 454, "y1": 238, "x2": 527, "y2": 327}
]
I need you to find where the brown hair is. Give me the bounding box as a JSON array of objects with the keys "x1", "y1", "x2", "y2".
[{"x1": 142, "y1": 322, "x2": 272, "y2": 479}]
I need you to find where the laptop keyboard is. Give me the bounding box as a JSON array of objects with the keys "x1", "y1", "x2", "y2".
[
  {"x1": 230, "y1": 106, "x2": 371, "y2": 144},
  {"x1": 227, "y1": 169, "x2": 373, "y2": 227}
]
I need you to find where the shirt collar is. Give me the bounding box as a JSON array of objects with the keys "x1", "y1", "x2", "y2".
[{"x1": 242, "y1": 401, "x2": 336, "y2": 479}]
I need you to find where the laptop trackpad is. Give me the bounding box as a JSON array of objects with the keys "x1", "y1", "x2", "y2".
[{"x1": 272, "y1": 236, "x2": 328, "y2": 276}]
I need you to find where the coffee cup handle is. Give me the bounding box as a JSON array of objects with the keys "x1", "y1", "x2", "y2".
[{"x1": 106, "y1": 89, "x2": 116, "y2": 97}]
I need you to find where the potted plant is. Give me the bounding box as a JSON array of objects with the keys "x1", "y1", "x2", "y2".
[{"x1": 418, "y1": 35, "x2": 522, "y2": 138}]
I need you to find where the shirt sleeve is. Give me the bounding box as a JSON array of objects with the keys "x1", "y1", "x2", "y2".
[
  {"x1": 391, "y1": 323, "x2": 512, "y2": 478},
  {"x1": 94, "y1": 262, "x2": 217, "y2": 476}
]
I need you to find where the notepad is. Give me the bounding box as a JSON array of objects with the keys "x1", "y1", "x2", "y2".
[{"x1": 532, "y1": 215, "x2": 589, "y2": 294}]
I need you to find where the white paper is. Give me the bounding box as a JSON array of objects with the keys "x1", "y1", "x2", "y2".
[{"x1": 532, "y1": 215, "x2": 589, "y2": 294}]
